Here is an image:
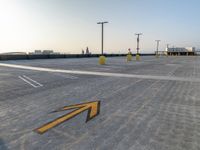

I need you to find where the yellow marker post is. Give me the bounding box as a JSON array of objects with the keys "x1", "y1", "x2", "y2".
[
  {"x1": 136, "y1": 54, "x2": 140, "y2": 61},
  {"x1": 156, "y1": 54, "x2": 159, "y2": 58},
  {"x1": 127, "y1": 54, "x2": 132, "y2": 62},
  {"x1": 99, "y1": 55, "x2": 106, "y2": 65}
]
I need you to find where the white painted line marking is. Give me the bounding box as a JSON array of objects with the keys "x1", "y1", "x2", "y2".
[
  {"x1": 1, "y1": 63, "x2": 200, "y2": 82},
  {"x1": 22, "y1": 75, "x2": 43, "y2": 87},
  {"x1": 18, "y1": 75, "x2": 43, "y2": 88},
  {"x1": 19, "y1": 76, "x2": 38, "y2": 88},
  {"x1": 53, "y1": 73, "x2": 78, "y2": 79}
]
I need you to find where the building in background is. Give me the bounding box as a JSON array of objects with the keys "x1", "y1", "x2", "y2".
[
  {"x1": 167, "y1": 47, "x2": 196, "y2": 55},
  {"x1": 85, "y1": 47, "x2": 91, "y2": 55},
  {"x1": 195, "y1": 49, "x2": 200, "y2": 55},
  {"x1": 33, "y1": 50, "x2": 42, "y2": 54},
  {"x1": 42, "y1": 50, "x2": 54, "y2": 54},
  {"x1": 29, "y1": 50, "x2": 60, "y2": 55}
]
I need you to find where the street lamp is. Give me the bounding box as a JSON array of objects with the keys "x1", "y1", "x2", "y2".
[
  {"x1": 97, "y1": 21, "x2": 108, "y2": 65},
  {"x1": 97, "y1": 21, "x2": 108, "y2": 55},
  {"x1": 166, "y1": 43, "x2": 170, "y2": 56},
  {"x1": 155, "y1": 40, "x2": 161, "y2": 57},
  {"x1": 135, "y1": 33, "x2": 142, "y2": 60}
]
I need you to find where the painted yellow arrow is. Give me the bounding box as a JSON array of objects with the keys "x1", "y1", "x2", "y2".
[{"x1": 34, "y1": 101, "x2": 100, "y2": 134}]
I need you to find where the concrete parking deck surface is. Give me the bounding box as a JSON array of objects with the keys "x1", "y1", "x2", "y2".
[{"x1": 0, "y1": 56, "x2": 200, "y2": 150}]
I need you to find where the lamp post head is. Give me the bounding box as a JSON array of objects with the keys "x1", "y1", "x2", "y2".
[
  {"x1": 135, "y1": 33, "x2": 142, "y2": 36},
  {"x1": 97, "y1": 21, "x2": 109, "y2": 24}
]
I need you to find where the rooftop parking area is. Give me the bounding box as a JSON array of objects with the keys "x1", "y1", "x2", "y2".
[{"x1": 1, "y1": 56, "x2": 200, "y2": 150}]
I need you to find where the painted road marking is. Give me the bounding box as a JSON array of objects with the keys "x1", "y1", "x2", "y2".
[
  {"x1": 22, "y1": 75, "x2": 43, "y2": 87},
  {"x1": 34, "y1": 101, "x2": 100, "y2": 134},
  {"x1": 19, "y1": 75, "x2": 43, "y2": 88},
  {"x1": 1, "y1": 63, "x2": 200, "y2": 82},
  {"x1": 53, "y1": 73, "x2": 78, "y2": 79}
]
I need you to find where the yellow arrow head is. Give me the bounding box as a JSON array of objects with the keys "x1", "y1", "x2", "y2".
[
  {"x1": 34, "y1": 101, "x2": 100, "y2": 134},
  {"x1": 85, "y1": 101, "x2": 101, "y2": 122},
  {"x1": 59, "y1": 101, "x2": 101, "y2": 122}
]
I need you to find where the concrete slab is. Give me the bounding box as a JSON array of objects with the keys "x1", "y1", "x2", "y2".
[{"x1": 0, "y1": 56, "x2": 200, "y2": 150}]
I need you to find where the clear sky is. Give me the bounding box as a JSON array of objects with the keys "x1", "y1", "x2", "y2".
[{"x1": 0, "y1": 0, "x2": 200, "y2": 54}]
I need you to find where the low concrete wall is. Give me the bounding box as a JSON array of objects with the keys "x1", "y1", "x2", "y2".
[
  {"x1": 0, "y1": 54, "x2": 154, "y2": 61},
  {"x1": 0, "y1": 55, "x2": 28, "y2": 60}
]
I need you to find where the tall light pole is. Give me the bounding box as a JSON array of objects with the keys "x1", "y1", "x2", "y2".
[
  {"x1": 135, "y1": 33, "x2": 142, "y2": 55},
  {"x1": 155, "y1": 40, "x2": 161, "y2": 57},
  {"x1": 97, "y1": 21, "x2": 108, "y2": 55},
  {"x1": 166, "y1": 44, "x2": 170, "y2": 56},
  {"x1": 166, "y1": 43, "x2": 170, "y2": 49}
]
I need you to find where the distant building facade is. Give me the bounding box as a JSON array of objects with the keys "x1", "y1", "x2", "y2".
[
  {"x1": 195, "y1": 49, "x2": 200, "y2": 55},
  {"x1": 29, "y1": 50, "x2": 60, "y2": 55},
  {"x1": 167, "y1": 47, "x2": 196, "y2": 55},
  {"x1": 85, "y1": 47, "x2": 91, "y2": 55},
  {"x1": 34, "y1": 50, "x2": 42, "y2": 54},
  {"x1": 42, "y1": 50, "x2": 54, "y2": 54},
  {"x1": 82, "y1": 47, "x2": 91, "y2": 55}
]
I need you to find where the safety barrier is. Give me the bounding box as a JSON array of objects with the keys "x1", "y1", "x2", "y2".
[{"x1": 0, "y1": 54, "x2": 154, "y2": 61}]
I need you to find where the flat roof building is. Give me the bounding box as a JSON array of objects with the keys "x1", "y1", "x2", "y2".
[
  {"x1": 167, "y1": 47, "x2": 196, "y2": 55},
  {"x1": 29, "y1": 50, "x2": 60, "y2": 55}
]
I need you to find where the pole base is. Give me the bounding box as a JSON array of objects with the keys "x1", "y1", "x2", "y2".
[
  {"x1": 127, "y1": 54, "x2": 132, "y2": 62},
  {"x1": 99, "y1": 55, "x2": 106, "y2": 65},
  {"x1": 136, "y1": 54, "x2": 140, "y2": 61}
]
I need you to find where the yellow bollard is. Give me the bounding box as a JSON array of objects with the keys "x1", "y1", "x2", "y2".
[
  {"x1": 127, "y1": 54, "x2": 132, "y2": 62},
  {"x1": 136, "y1": 54, "x2": 140, "y2": 61},
  {"x1": 99, "y1": 55, "x2": 106, "y2": 65}
]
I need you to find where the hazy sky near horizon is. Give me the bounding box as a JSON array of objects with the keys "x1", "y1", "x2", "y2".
[{"x1": 0, "y1": 0, "x2": 200, "y2": 54}]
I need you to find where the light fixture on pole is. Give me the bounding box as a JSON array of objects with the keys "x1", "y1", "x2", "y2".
[
  {"x1": 166, "y1": 43, "x2": 170, "y2": 56},
  {"x1": 97, "y1": 21, "x2": 108, "y2": 65},
  {"x1": 135, "y1": 33, "x2": 142, "y2": 60},
  {"x1": 97, "y1": 21, "x2": 108, "y2": 55}
]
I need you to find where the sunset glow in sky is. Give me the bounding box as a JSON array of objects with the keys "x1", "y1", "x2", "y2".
[{"x1": 0, "y1": 0, "x2": 200, "y2": 54}]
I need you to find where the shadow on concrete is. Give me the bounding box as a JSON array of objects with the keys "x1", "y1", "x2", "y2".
[{"x1": 0, "y1": 139, "x2": 8, "y2": 150}]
